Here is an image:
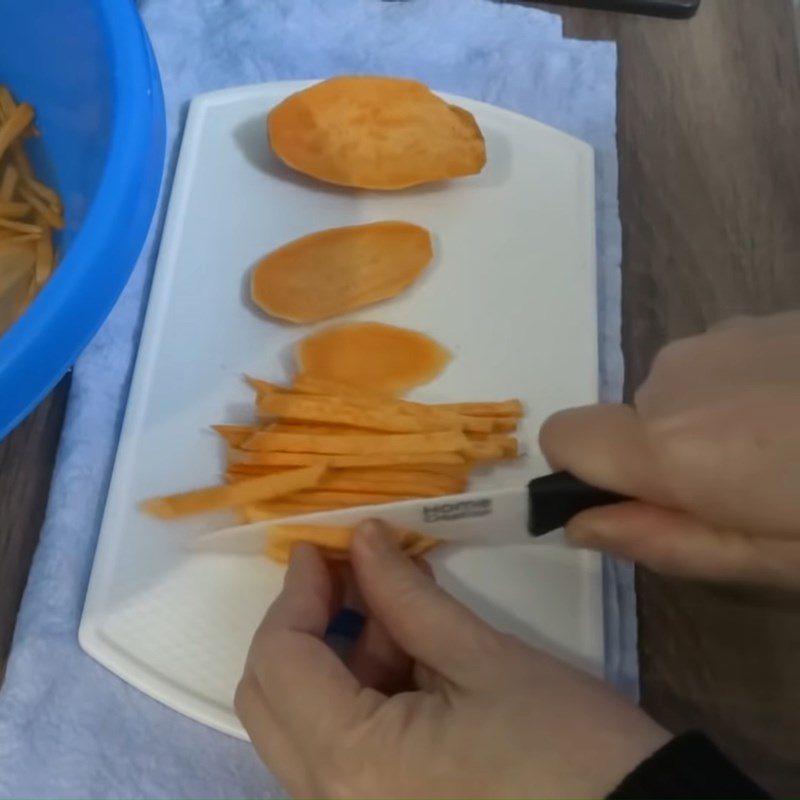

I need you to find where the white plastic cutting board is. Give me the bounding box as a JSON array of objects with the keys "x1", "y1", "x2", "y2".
[{"x1": 80, "y1": 81, "x2": 603, "y2": 739}]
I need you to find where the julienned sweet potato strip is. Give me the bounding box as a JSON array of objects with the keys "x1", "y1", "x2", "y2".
[
  {"x1": 229, "y1": 449, "x2": 466, "y2": 468},
  {"x1": 0, "y1": 86, "x2": 14, "y2": 119},
  {"x1": 268, "y1": 422, "x2": 358, "y2": 435},
  {"x1": 264, "y1": 524, "x2": 438, "y2": 564},
  {"x1": 320, "y1": 467, "x2": 466, "y2": 487},
  {"x1": 19, "y1": 184, "x2": 64, "y2": 229},
  {"x1": 212, "y1": 424, "x2": 261, "y2": 447},
  {"x1": 271, "y1": 395, "x2": 492, "y2": 437},
  {"x1": 318, "y1": 478, "x2": 459, "y2": 497},
  {"x1": 20, "y1": 174, "x2": 62, "y2": 214},
  {"x1": 34, "y1": 220, "x2": 54, "y2": 285},
  {"x1": 0, "y1": 232, "x2": 40, "y2": 245},
  {"x1": 0, "y1": 217, "x2": 42, "y2": 235},
  {"x1": 286, "y1": 490, "x2": 414, "y2": 507},
  {"x1": 433, "y1": 400, "x2": 524, "y2": 418},
  {"x1": 0, "y1": 103, "x2": 34, "y2": 161},
  {"x1": 462, "y1": 442, "x2": 508, "y2": 461},
  {"x1": 0, "y1": 164, "x2": 18, "y2": 201},
  {"x1": 359, "y1": 463, "x2": 471, "y2": 478},
  {"x1": 9, "y1": 142, "x2": 33, "y2": 179},
  {"x1": 291, "y1": 375, "x2": 364, "y2": 396},
  {"x1": 290, "y1": 374, "x2": 493, "y2": 434},
  {"x1": 242, "y1": 503, "x2": 323, "y2": 522},
  {"x1": 141, "y1": 464, "x2": 326, "y2": 519},
  {"x1": 484, "y1": 417, "x2": 519, "y2": 433},
  {"x1": 245, "y1": 374, "x2": 287, "y2": 395},
  {"x1": 259, "y1": 393, "x2": 450, "y2": 433},
  {"x1": 0, "y1": 257, "x2": 32, "y2": 334},
  {"x1": 226, "y1": 464, "x2": 467, "y2": 491},
  {"x1": 240, "y1": 429, "x2": 468, "y2": 455},
  {"x1": 465, "y1": 433, "x2": 519, "y2": 456},
  {"x1": 0, "y1": 200, "x2": 30, "y2": 219}
]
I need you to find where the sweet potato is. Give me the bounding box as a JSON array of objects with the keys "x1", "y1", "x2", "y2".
[
  {"x1": 0, "y1": 248, "x2": 33, "y2": 334},
  {"x1": 0, "y1": 87, "x2": 61, "y2": 330},
  {"x1": 286, "y1": 490, "x2": 412, "y2": 507},
  {"x1": 252, "y1": 221, "x2": 433, "y2": 323},
  {"x1": 141, "y1": 464, "x2": 325, "y2": 519},
  {"x1": 268, "y1": 76, "x2": 486, "y2": 190},
  {"x1": 264, "y1": 523, "x2": 438, "y2": 564},
  {"x1": 229, "y1": 449, "x2": 466, "y2": 469},
  {"x1": 244, "y1": 375, "x2": 286, "y2": 395},
  {"x1": 227, "y1": 465, "x2": 466, "y2": 493},
  {"x1": 212, "y1": 424, "x2": 260, "y2": 447},
  {"x1": 240, "y1": 429, "x2": 468, "y2": 455},
  {"x1": 317, "y1": 476, "x2": 461, "y2": 497},
  {"x1": 290, "y1": 373, "x2": 493, "y2": 433},
  {"x1": 0, "y1": 103, "x2": 34, "y2": 161},
  {"x1": 433, "y1": 400, "x2": 524, "y2": 417},
  {"x1": 259, "y1": 392, "x2": 449, "y2": 433},
  {"x1": 296, "y1": 322, "x2": 451, "y2": 395}
]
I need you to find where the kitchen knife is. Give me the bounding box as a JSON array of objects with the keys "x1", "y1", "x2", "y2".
[{"x1": 189, "y1": 471, "x2": 627, "y2": 556}]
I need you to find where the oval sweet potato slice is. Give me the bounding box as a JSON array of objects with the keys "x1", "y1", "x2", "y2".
[
  {"x1": 268, "y1": 76, "x2": 486, "y2": 190},
  {"x1": 251, "y1": 221, "x2": 433, "y2": 323},
  {"x1": 296, "y1": 322, "x2": 451, "y2": 395}
]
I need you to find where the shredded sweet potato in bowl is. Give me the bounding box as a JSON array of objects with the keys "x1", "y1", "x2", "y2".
[{"x1": 0, "y1": 86, "x2": 63, "y2": 337}]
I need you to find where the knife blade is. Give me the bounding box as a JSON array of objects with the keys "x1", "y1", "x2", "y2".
[{"x1": 189, "y1": 471, "x2": 626, "y2": 556}]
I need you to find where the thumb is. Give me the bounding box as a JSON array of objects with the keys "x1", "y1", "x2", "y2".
[
  {"x1": 350, "y1": 519, "x2": 501, "y2": 681},
  {"x1": 539, "y1": 404, "x2": 675, "y2": 506}
]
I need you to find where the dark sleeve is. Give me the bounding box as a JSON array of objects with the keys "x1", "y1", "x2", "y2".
[{"x1": 608, "y1": 731, "x2": 771, "y2": 800}]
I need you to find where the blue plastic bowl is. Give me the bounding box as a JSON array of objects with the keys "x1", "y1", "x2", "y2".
[{"x1": 0, "y1": 0, "x2": 166, "y2": 439}]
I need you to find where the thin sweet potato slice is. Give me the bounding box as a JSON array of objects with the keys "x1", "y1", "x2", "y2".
[
  {"x1": 268, "y1": 76, "x2": 486, "y2": 190},
  {"x1": 252, "y1": 221, "x2": 433, "y2": 323},
  {"x1": 296, "y1": 322, "x2": 451, "y2": 395},
  {"x1": 264, "y1": 524, "x2": 438, "y2": 564}
]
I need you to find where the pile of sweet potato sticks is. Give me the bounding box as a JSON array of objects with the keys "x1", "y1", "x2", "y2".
[
  {"x1": 0, "y1": 86, "x2": 63, "y2": 335},
  {"x1": 143, "y1": 375, "x2": 523, "y2": 561},
  {"x1": 142, "y1": 77, "x2": 517, "y2": 563}
]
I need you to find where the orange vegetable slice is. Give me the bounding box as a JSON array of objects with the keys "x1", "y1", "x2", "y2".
[
  {"x1": 241, "y1": 429, "x2": 468, "y2": 455},
  {"x1": 268, "y1": 76, "x2": 486, "y2": 190},
  {"x1": 252, "y1": 221, "x2": 433, "y2": 323},
  {"x1": 296, "y1": 322, "x2": 451, "y2": 395},
  {"x1": 141, "y1": 464, "x2": 326, "y2": 519},
  {"x1": 264, "y1": 524, "x2": 438, "y2": 564}
]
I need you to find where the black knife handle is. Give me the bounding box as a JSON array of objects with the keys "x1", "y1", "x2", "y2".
[
  {"x1": 543, "y1": 0, "x2": 700, "y2": 19},
  {"x1": 527, "y1": 472, "x2": 627, "y2": 537}
]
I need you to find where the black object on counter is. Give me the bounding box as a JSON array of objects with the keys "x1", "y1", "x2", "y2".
[{"x1": 543, "y1": 0, "x2": 700, "y2": 19}]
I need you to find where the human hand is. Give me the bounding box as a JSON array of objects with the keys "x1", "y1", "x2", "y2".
[
  {"x1": 236, "y1": 521, "x2": 667, "y2": 799},
  {"x1": 540, "y1": 311, "x2": 800, "y2": 588}
]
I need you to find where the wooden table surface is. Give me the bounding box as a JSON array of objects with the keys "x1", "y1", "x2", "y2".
[{"x1": 1, "y1": 0, "x2": 799, "y2": 793}]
